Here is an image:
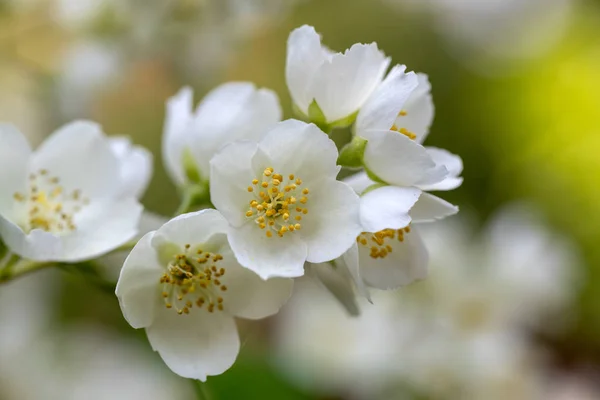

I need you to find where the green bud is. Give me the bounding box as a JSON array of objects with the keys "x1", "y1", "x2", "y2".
[
  {"x1": 338, "y1": 136, "x2": 367, "y2": 168},
  {"x1": 181, "y1": 148, "x2": 202, "y2": 184}
]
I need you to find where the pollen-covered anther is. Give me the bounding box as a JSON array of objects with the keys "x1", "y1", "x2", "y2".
[
  {"x1": 390, "y1": 123, "x2": 417, "y2": 140},
  {"x1": 13, "y1": 169, "x2": 89, "y2": 234},
  {"x1": 357, "y1": 226, "x2": 411, "y2": 259},
  {"x1": 160, "y1": 245, "x2": 228, "y2": 315},
  {"x1": 245, "y1": 167, "x2": 309, "y2": 238}
]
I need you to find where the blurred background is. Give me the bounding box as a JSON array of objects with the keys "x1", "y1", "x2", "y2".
[{"x1": 1, "y1": 0, "x2": 600, "y2": 398}]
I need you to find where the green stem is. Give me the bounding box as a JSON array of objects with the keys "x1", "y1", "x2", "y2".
[
  {"x1": 0, "y1": 258, "x2": 52, "y2": 284},
  {"x1": 192, "y1": 381, "x2": 214, "y2": 400},
  {"x1": 174, "y1": 187, "x2": 197, "y2": 216}
]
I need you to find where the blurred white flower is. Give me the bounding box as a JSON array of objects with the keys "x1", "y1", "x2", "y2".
[
  {"x1": 116, "y1": 209, "x2": 292, "y2": 381},
  {"x1": 109, "y1": 137, "x2": 153, "y2": 199},
  {"x1": 210, "y1": 120, "x2": 361, "y2": 279},
  {"x1": 286, "y1": 25, "x2": 396, "y2": 126},
  {"x1": 163, "y1": 83, "x2": 281, "y2": 186},
  {"x1": 0, "y1": 121, "x2": 142, "y2": 262},
  {"x1": 274, "y1": 204, "x2": 580, "y2": 399},
  {"x1": 57, "y1": 41, "x2": 122, "y2": 118}
]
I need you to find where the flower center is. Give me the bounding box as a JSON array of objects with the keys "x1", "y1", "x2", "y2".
[
  {"x1": 356, "y1": 226, "x2": 411, "y2": 259},
  {"x1": 159, "y1": 244, "x2": 228, "y2": 315},
  {"x1": 391, "y1": 110, "x2": 416, "y2": 140},
  {"x1": 12, "y1": 169, "x2": 89, "y2": 234},
  {"x1": 245, "y1": 167, "x2": 309, "y2": 238}
]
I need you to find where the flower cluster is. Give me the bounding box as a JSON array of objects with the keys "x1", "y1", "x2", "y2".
[{"x1": 0, "y1": 25, "x2": 462, "y2": 381}]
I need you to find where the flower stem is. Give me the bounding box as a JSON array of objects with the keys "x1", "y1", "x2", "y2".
[
  {"x1": 192, "y1": 381, "x2": 214, "y2": 400},
  {"x1": 0, "y1": 258, "x2": 51, "y2": 285}
]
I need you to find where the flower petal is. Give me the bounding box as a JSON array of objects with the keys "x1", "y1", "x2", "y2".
[
  {"x1": 116, "y1": 231, "x2": 164, "y2": 329},
  {"x1": 227, "y1": 222, "x2": 308, "y2": 279},
  {"x1": 286, "y1": 25, "x2": 329, "y2": 114},
  {"x1": 31, "y1": 120, "x2": 121, "y2": 199},
  {"x1": 307, "y1": 262, "x2": 360, "y2": 316},
  {"x1": 0, "y1": 215, "x2": 61, "y2": 261},
  {"x1": 410, "y1": 193, "x2": 459, "y2": 223},
  {"x1": 0, "y1": 124, "x2": 30, "y2": 216},
  {"x1": 358, "y1": 228, "x2": 428, "y2": 289},
  {"x1": 299, "y1": 180, "x2": 361, "y2": 263},
  {"x1": 109, "y1": 137, "x2": 153, "y2": 199},
  {"x1": 219, "y1": 249, "x2": 293, "y2": 320},
  {"x1": 342, "y1": 171, "x2": 375, "y2": 195},
  {"x1": 251, "y1": 120, "x2": 339, "y2": 186},
  {"x1": 341, "y1": 243, "x2": 371, "y2": 301},
  {"x1": 364, "y1": 130, "x2": 447, "y2": 187},
  {"x1": 60, "y1": 198, "x2": 143, "y2": 262},
  {"x1": 417, "y1": 147, "x2": 464, "y2": 191},
  {"x1": 151, "y1": 209, "x2": 228, "y2": 249},
  {"x1": 191, "y1": 82, "x2": 281, "y2": 178},
  {"x1": 356, "y1": 65, "x2": 419, "y2": 136},
  {"x1": 146, "y1": 307, "x2": 240, "y2": 381},
  {"x1": 163, "y1": 87, "x2": 194, "y2": 185},
  {"x1": 210, "y1": 141, "x2": 259, "y2": 228},
  {"x1": 311, "y1": 43, "x2": 390, "y2": 123},
  {"x1": 359, "y1": 186, "x2": 422, "y2": 232},
  {"x1": 392, "y1": 73, "x2": 434, "y2": 144}
]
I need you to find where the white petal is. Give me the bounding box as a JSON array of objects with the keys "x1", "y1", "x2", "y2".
[
  {"x1": 210, "y1": 141, "x2": 259, "y2": 228},
  {"x1": 0, "y1": 215, "x2": 61, "y2": 261},
  {"x1": 307, "y1": 262, "x2": 360, "y2": 316},
  {"x1": 162, "y1": 87, "x2": 194, "y2": 185},
  {"x1": 151, "y1": 209, "x2": 228, "y2": 250},
  {"x1": 356, "y1": 65, "x2": 419, "y2": 135},
  {"x1": 0, "y1": 124, "x2": 30, "y2": 216},
  {"x1": 393, "y1": 73, "x2": 434, "y2": 144},
  {"x1": 417, "y1": 147, "x2": 464, "y2": 191},
  {"x1": 116, "y1": 231, "x2": 164, "y2": 329},
  {"x1": 410, "y1": 192, "x2": 459, "y2": 223},
  {"x1": 341, "y1": 243, "x2": 371, "y2": 301},
  {"x1": 218, "y1": 250, "x2": 293, "y2": 320},
  {"x1": 60, "y1": 198, "x2": 143, "y2": 262},
  {"x1": 358, "y1": 228, "x2": 428, "y2": 289},
  {"x1": 285, "y1": 25, "x2": 329, "y2": 114},
  {"x1": 364, "y1": 130, "x2": 447, "y2": 187},
  {"x1": 300, "y1": 180, "x2": 362, "y2": 263},
  {"x1": 31, "y1": 120, "x2": 121, "y2": 199},
  {"x1": 251, "y1": 120, "x2": 339, "y2": 185},
  {"x1": 146, "y1": 307, "x2": 240, "y2": 381},
  {"x1": 342, "y1": 171, "x2": 375, "y2": 195},
  {"x1": 312, "y1": 43, "x2": 390, "y2": 123},
  {"x1": 109, "y1": 137, "x2": 153, "y2": 199},
  {"x1": 359, "y1": 186, "x2": 421, "y2": 232},
  {"x1": 191, "y1": 82, "x2": 281, "y2": 178},
  {"x1": 227, "y1": 223, "x2": 308, "y2": 279}
]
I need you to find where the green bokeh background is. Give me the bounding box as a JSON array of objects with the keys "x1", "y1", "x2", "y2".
[{"x1": 1, "y1": 0, "x2": 600, "y2": 398}]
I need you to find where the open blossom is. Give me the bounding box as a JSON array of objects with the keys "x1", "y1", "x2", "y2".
[
  {"x1": 116, "y1": 209, "x2": 292, "y2": 381},
  {"x1": 351, "y1": 72, "x2": 462, "y2": 233},
  {"x1": 108, "y1": 137, "x2": 152, "y2": 199},
  {"x1": 210, "y1": 119, "x2": 361, "y2": 279},
  {"x1": 0, "y1": 121, "x2": 142, "y2": 262},
  {"x1": 162, "y1": 82, "x2": 281, "y2": 185},
  {"x1": 286, "y1": 25, "x2": 416, "y2": 125}
]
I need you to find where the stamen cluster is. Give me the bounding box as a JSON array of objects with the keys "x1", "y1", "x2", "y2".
[
  {"x1": 160, "y1": 244, "x2": 228, "y2": 315},
  {"x1": 357, "y1": 226, "x2": 412, "y2": 259},
  {"x1": 246, "y1": 167, "x2": 309, "y2": 238},
  {"x1": 13, "y1": 169, "x2": 89, "y2": 234}
]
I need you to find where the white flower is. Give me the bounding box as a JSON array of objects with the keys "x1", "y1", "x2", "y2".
[
  {"x1": 0, "y1": 121, "x2": 143, "y2": 262},
  {"x1": 116, "y1": 209, "x2": 292, "y2": 381},
  {"x1": 162, "y1": 82, "x2": 281, "y2": 185},
  {"x1": 210, "y1": 119, "x2": 361, "y2": 279},
  {"x1": 356, "y1": 72, "x2": 433, "y2": 144},
  {"x1": 286, "y1": 25, "x2": 398, "y2": 125},
  {"x1": 109, "y1": 137, "x2": 153, "y2": 199}
]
